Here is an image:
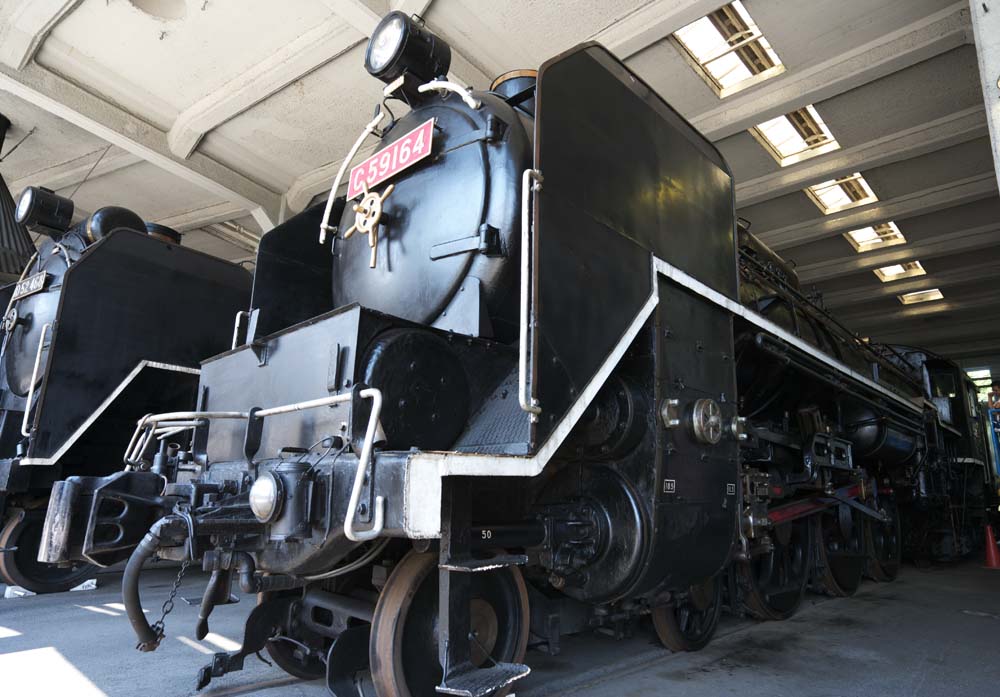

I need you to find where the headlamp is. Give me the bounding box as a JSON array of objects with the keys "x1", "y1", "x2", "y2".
[
  {"x1": 364, "y1": 11, "x2": 451, "y2": 100},
  {"x1": 15, "y1": 186, "x2": 74, "y2": 236},
  {"x1": 249, "y1": 471, "x2": 284, "y2": 523}
]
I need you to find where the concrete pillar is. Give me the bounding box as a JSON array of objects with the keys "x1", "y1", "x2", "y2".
[{"x1": 970, "y1": 0, "x2": 1000, "y2": 190}]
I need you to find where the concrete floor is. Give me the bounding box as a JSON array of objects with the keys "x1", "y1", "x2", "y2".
[{"x1": 0, "y1": 563, "x2": 997, "y2": 697}]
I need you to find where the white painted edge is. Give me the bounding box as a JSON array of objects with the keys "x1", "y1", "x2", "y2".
[
  {"x1": 652, "y1": 258, "x2": 922, "y2": 414},
  {"x1": 402, "y1": 254, "x2": 923, "y2": 536},
  {"x1": 402, "y1": 260, "x2": 660, "y2": 536},
  {"x1": 20, "y1": 361, "x2": 200, "y2": 466}
]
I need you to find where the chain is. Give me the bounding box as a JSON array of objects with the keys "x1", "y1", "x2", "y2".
[{"x1": 144, "y1": 560, "x2": 190, "y2": 649}]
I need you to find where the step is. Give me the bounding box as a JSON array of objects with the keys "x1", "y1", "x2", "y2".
[
  {"x1": 436, "y1": 662, "x2": 531, "y2": 697},
  {"x1": 440, "y1": 554, "x2": 528, "y2": 573}
]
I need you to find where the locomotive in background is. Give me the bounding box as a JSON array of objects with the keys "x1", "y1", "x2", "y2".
[
  {"x1": 0, "y1": 184, "x2": 250, "y2": 593},
  {"x1": 39, "y1": 11, "x2": 997, "y2": 697}
]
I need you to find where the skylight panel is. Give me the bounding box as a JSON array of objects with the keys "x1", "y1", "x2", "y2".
[
  {"x1": 751, "y1": 105, "x2": 840, "y2": 166},
  {"x1": 898, "y1": 288, "x2": 943, "y2": 305},
  {"x1": 843, "y1": 221, "x2": 904, "y2": 253},
  {"x1": 673, "y1": 1, "x2": 785, "y2": 98},
  {"x1": 805, "y1": 173, "x2": 877, "y2": 214},
  {"x1": 873, "y1": 260, "x2": 925, "y2": 282}
]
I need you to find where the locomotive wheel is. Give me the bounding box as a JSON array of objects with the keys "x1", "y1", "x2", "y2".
[
  {"x1": 259, "y1": 591, "x2": 328, "y2": 681},
  {"x1": 865, "y1": 498, "x2": 901, "y2": 582},
  {"x1": 815, "y1": 504, "x2": 866, "y2": 597},
  {"x1": 0, "y1": 510, "x2": 95, "y2": 594},
  {"x1": 739, "y1": 517, "x2": 812, "y2": 620},
  {"x1": 369, "y1": 552, "x2": 529, "y2": 697},
  {"x1": 651, "y1": 575, "x2": 723, "y2": 652}
]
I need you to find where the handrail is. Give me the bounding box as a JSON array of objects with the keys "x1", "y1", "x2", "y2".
[
  {"x1": 519, "y1": 168, "x2": 543, "y2": 420},
  {"x1": 121, "y1": 389, "x2": 386, "y2": 542},
  {"x1": 416, "y1": 80, "x2": 481, "y2": 110},
  {"x1": 21, "y1": 322, "x2": 53, "y2": 437}
]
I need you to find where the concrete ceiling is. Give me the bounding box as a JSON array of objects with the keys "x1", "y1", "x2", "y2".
[{"x1": 0, "y1": 0, "x2": 997, "y2": 370}]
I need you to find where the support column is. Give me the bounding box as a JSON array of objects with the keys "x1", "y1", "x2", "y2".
[{"x1": 970, "y1": 0, "x2": 1000, "y2": 189}]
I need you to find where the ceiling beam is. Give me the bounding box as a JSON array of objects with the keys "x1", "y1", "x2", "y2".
[
  {"x1": 592, "y1": 0, "x2": 723, "y2": 59},
  {"x1": 821, "y1": 258, "x2": 998, "y2": 309},
  {"x1": 204, "y1": 222, "x2": 260, "y2": 253},
  {"x1": 845, "y1": 289, "x2": 1000, "y2": 331},
  {"x1": 736, "y1": 107, "x2": 987, "y2": 207},
  {"x1": 168, "y1": 0, "x2": 479, "y2": 161},
  {"x1": 920, "y1": 337, "x2": 1000, "y2": 360},
  {"x1": 393, "y1": 0, "x2": 433, "y2": 16},
  {"x1": 0, "y1": 0, "x2": 80, "y2": 71},
  {"x1": 0, "y1": 61, "x2": 281, "y2": 229},
  {"x1": 285, "y1": 143, "x2": 377, "y2": 213},
  {"x1": 8, "y1": 147, "x2": 141, "y2": 196},
  {"x1": 796, "y1": 221, "x2": 1000, "y2": 283},
  {"x1": 153, "y1": 202, "x2": 247, "y2": 232},
  {"x1": 167, "y1": 20, "x2": 363, "y2": 159},
  {"x1": 869, "y1": 310, "x2": 1000, "y2": 342},
  {"x1": 691, "y1": 3, "x2": 971, "y2": 141},
  {"x1": 758, "y1": 172, "x2": 997, "y2": 250}
]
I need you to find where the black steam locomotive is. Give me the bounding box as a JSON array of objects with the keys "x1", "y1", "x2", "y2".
[
  {"x1": 40, "y1": 11, "x2": 996, "y2": 696},
  {"x1": 0, "y1": 187, "x2": 250, "y2": 592}
]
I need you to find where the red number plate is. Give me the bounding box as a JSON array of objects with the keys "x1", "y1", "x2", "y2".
[{"x1": 347, "y1": 118, "x2": 434, "y2": 199}]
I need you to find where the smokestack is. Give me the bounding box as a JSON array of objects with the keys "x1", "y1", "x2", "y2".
[{"x1": 0, "y1": 115, "x2": 38, "y2": 281}]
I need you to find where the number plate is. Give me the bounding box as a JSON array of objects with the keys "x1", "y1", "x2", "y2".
[
  {"x1": 12, "y1": 272, "x2": 48, "y2": 302},
  {"x1": 347, "y1": 118, "x2": 434, "y2": 200}
]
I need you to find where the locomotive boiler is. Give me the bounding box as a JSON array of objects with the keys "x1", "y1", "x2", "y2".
[
  {"x1": 39, "y1": 11, "x2": 988, "y2": 696},
  {"x1": 0, "y1": 187, "x2": 250, "y2": 592}
]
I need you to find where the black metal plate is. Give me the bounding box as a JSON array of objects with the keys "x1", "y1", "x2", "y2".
[
  {"x1": 534, "y1": 44, "x2": 735, "y2": 297},
  {"x1": 531, "y1": 44, "x2": 736, "y2": 447},
  {"x1": 28, "y1": 231, "x2": 250, "y2": 459}
]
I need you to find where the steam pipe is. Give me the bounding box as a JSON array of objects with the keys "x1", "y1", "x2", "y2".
[
  {"x1": 232, "y1": 552, "x2": 303, "y2": 593},
  {"x1": 123, "y1": 515, "x2": 181, "y2": 652}
]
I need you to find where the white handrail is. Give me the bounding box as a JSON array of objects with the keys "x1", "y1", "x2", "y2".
[
  {"x1": 318, "y1": 111, "x2": 386, "y2": 245},
  {"x1": 519, "y1": 169, "x2": 543, "y2": 420},
  {"x1": 21, "y1": 322, "x2": 53, "y2": 437},
  {"x1": 416, "y1": 80, "x2": 481, "y2": 110},
  {"x1": 343, "y1": 388, "x2": 385, "y2": 542},
  {"x1": 121, "y1": 389, "x2": 387, "y2": 542}
]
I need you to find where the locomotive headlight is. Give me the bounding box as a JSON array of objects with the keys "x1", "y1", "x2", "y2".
[
  {"x1": 367, "y1": 14, "x2": 406, "y2": 74},
  {"x1": 249, "y1": 471, "x2": 284, "y2": 523},
  {"x1": 15, "y1": 187, "x2": 33, "y2": 222},
  {"x1": 15, "y1": 186, "x2": 74, "y2": 234},
  {"x1": 364, "y1": 11, "x2": 451, "y2": 96}
]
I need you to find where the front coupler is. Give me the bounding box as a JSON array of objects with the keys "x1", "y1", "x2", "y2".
[{"x1": 39, "y1": 470, "x2": 173, "y2": 568}]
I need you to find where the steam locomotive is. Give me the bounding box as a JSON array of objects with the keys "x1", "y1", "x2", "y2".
[
  {"x1": 0, "y1": 187, "x2": 250, "y2": 592},
  {"x1": 40, "y1": 11, "x2": 996, "y2": 696}
]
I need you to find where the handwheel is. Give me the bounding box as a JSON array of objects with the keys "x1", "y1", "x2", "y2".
[
  {"x1": 369, "y1": 552, "x2": 530, "y2": 697},
  {"x1": 815, "y1": 504, "x2": 865, "y2": 596},
  {"x1": 652, "y1": 575, "x2": 723, "y2": 652},
  {"x1": 0, "y1": 510, "x2": 95, "y2": 594},
  {"x1": 739, "y1": 516, "x2": 812, "y2": 620},
  {"x1": 865, "y1": 498, "x2": 901, "y2": 582}
]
